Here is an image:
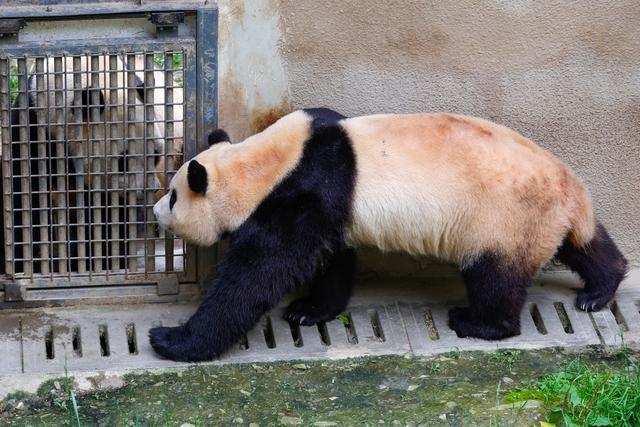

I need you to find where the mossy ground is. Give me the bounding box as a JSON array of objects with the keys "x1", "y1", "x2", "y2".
[{"x1": 0, "y1": 347, "x2": 637, "y2": 426}]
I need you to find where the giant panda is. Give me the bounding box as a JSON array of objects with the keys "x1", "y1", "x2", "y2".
[{"x1": 150, "y1": 108, "x2": 628, "y2": 362}]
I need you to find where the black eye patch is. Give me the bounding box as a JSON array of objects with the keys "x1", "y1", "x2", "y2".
[{"x1": 169, "y1": 189, "x2": 177, "y2": 210}]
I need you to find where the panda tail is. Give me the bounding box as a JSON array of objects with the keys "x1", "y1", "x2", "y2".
[{"x1": 561, "y1": 173, "x2": 595, "y2": 248}]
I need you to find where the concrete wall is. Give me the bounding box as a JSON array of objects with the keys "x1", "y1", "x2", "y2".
[
  {"x1": 217, "y1": 0, "x2": 640, "y2": 268},
  {"x1": 217, "y1": 0, "x2": 290, "y2": 142}
]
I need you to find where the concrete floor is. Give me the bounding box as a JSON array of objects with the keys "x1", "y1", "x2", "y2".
[{"x1": 0, "y1": 268, "x2": 638, "y2": 399}]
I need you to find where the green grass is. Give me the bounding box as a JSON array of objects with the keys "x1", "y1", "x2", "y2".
[
  {"x1": 492, "y1": 349, "x2": 523, "y2": 368},
  {"x1": 336, "y1": 314, "x2": 350, "y2": 326},
  {"x1": 505, "y1": 352, "x2": 640, "y2": 426},
  {"x1": 4, "y1": 348, "x2": 637, "y2": 426}
]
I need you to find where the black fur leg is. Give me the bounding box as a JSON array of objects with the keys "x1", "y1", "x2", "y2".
[
  {"x1": 149, "y1": 325, "x2": 190, "y2": 359},
  {"x1": 449, "y1": 253, "x2": 530, "y2": 340},
  {"x1": 284, "y1": 247, "x2": 356, "y2": 326},
  {"x1": 148, "y1": 221, "x2": 330, "y2": 362},
  {"x1": 556, "y1": 221, "x2": 628, "y2": 312}
]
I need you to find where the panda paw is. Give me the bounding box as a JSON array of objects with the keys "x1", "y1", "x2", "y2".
[
  {"x1": 149, "y1": 325, "x2": 209, "y2": 362},
  {"x1": 448, "y1": 307, "x2": 472, "y2": 338},
  {"x1": 576, "y1": 291, "x2": 613, "y2": 312},
  {"x1": 284, "y1": 298, "x2": 341, "y2": 326},
  {"x1": 448, "y1": 307, "x2": 520, "y2": 340}
]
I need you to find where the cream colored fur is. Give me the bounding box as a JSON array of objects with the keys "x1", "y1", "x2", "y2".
[
  {"x1": 343, "y1": 113, "x2": 594, "y2": 270},
  {"x1": 156, "y1": 110, "x2": 595, "y2": 272}
]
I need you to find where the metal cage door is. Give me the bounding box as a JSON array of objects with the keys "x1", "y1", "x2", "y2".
[{"x1": 0, "y1": 6, "x2": 217, "y2": 305}]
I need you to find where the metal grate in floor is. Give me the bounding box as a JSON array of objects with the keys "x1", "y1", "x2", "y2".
[{"x1": 0, "y1": 282, "x2": 638, "y2": 375}]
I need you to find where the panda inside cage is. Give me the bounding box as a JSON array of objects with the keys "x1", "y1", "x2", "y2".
[{"x1": 0, "y1": 51, "x2": 186, "y2": 279}]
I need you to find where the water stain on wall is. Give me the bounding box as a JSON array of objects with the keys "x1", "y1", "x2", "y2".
[
  {"x1": 251, "y1": 103, "x2": 290, "y2": 133},
  {"x1": 218, "y1": 72, "x2": 290, "y2": 140},
  {"x1": 218, "y1": 0, "x2": 290, "y2": 141},
  {"x1": 218, "y1": 73, "x2": 249, "y2": 142}
]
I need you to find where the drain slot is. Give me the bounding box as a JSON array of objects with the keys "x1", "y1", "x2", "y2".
[
  {"x1": 239, "y1": 335, "x2": 249, "y2": 350},
  {"x1": 317, "y1": 322, "x2": 331, "y2": 346},
  {"x1": 423, "y1": 307, "x2": 439, "y2": 341},
  {"x1": 45, "y1": 327, "x2": 54, "y2": 360},
  {"x1": 588, "y1": 312, "x2": 605, "y2": 344},
  {"x1": 369, "y1": 310, "x2": 386, "y2": 342},
  {"x1": 126, "y1": 323, "x2": 138, "y2": 355},
  {"x1": 530, "y1": 303, "x2": 548, "y2": 335},
  {"x1": 342, "y1": 313, "x2": 358, "y2": 344},
  {"x1": 98, "y1": 325, "x2": 110, "y2": 357},
  {"x1": 553, "y1": 302, "x2": 574, "y2": 334},
  {"x1": 72, "y1": 326, "x2": 82, "y2": 357},
  {"x1": 288, "y1": 320, "x2": 304, "y2": 347},
  {"x1": 263, "y1": 316, "x2": 276, "y2": 349},
  {"x1": 610, "y1": 301, "x2": 628, "y2": 332}
]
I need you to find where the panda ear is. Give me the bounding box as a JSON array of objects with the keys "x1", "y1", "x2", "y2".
[
  {"x1": 187, "y1": 160, "x2": 208, "y2": 194},
  {"x1": 208, "y1": 128, "x2": 231, "y2": 146}
]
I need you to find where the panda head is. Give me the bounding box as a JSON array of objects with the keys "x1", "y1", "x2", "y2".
[
  {"x1": 153, "y1": 129, "x2": 234, "y2": 246},
  {"x1": 153, "y1": 112, "x2": 310, "y2": 245}
]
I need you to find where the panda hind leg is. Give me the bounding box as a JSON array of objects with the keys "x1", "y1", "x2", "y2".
[
  {"x1": 556, "y1": 222, "x2": 627, "y2": 312},
  {"x1": 284, "y1": 247, "x2": 356, "y2": 326},
  {"x1": 449, "y1": 253, "x2": 531, "y2": 340}
]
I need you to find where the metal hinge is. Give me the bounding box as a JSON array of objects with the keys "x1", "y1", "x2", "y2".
[
  {"x1": 0, "y1": 18, "x2": 25, "y2": 42},
  {"x1": 157, "y1": 276, "x2": 180, "y2": 296},
  {"x1": 149, "y1": 12, "x2": 184, "y2": 37},
  {"x1": 4, "y1": 283, "x2": 26, "y2": 302}
]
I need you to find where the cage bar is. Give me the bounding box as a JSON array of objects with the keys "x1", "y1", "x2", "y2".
[
  {"x1": 0, "y1": 58, "x2": 14, "y2": 277},
  {"x1": 34, "y1": 57, "x2": 51, "y2": 275},
  {"x1": 163, "y1": 52, "x2": 175, "y2": 273},
  {"x1": 71, "y1": 55, "x2": 87, "y2": 274},
  {"x1": 53, "y1": 56, "x2": 68, "y2": 275},
  {"x1": 125, "y1": 54, "x2": 139, "y2": 274},
  {"x1": 17, "y1": 58, "x2": 33, "y2": 277},
  {"x1": 144, "y1": 52, "x2": 156, "y2": 274},
  {"x1": 107, "y1": 54, "x2": 121, "y2": 274},
  {"x1": 89, "y1": 54, "x2": 103, "y2": 273}
]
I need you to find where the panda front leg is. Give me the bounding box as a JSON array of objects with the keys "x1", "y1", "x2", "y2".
[
  {"x1": 449, "y1": 253, "x2": 531, "y2": 340},
  {"x1": 148, "y1": 220, "x2": 332, "y2": 361},
  {"x1": 150, "y1": 270, "x2": 294, "y2": 361},
  {"x1": 148, "y1": 254, "x2": 312, "y2": 362},
  {"x1": 284, "y1": 247, "x2": 356, "y2": 326}
]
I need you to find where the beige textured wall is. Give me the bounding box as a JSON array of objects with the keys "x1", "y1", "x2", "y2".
[
  {"x1": 276, "y1": 0, "x2": 640, "y2": 267},
  {"x1": 217, "y1": 1, "x2": 639, "y2": 267}
]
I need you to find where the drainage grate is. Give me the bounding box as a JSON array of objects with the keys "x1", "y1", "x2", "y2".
[{"x1": 0, "y1": 283, "x2": 638, "y2": 374}]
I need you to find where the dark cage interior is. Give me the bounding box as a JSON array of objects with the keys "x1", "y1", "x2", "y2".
[{"x1": 0, "y1": 51, "x2": 186, "y2": 279}]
